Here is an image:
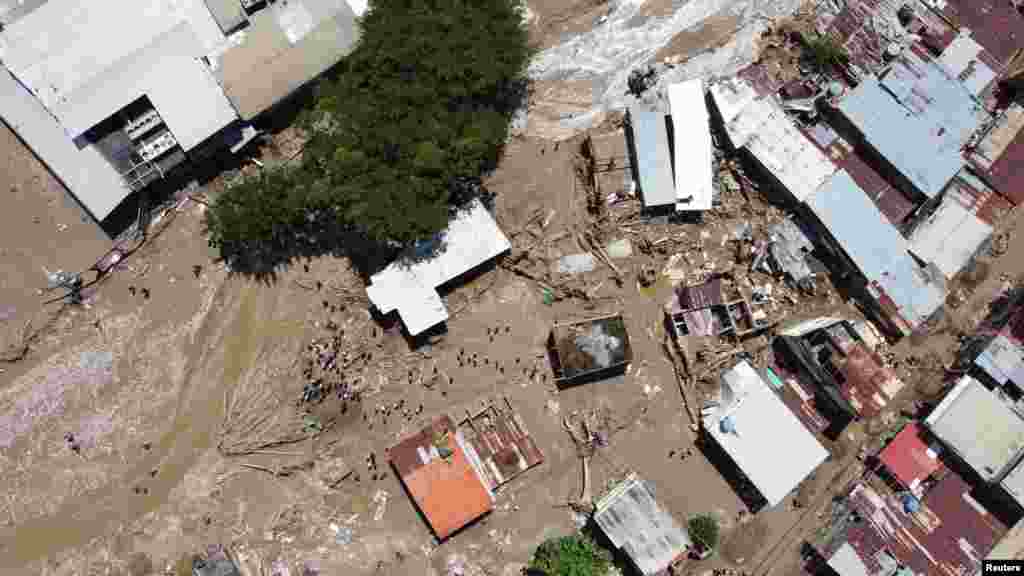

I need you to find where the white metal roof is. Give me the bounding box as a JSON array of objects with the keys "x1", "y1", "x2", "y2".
[
  {"x1": 723, "y1": 95, "x2": 837, "y2": 202},
  {"x1": 0, "y1": 66, "x2": 131, "y2": 220},
  {"x1": 366, "y1": 200, "x2": 511, "y2": 336},
  {"x1": 926, "y1": 375, "x2": 1024, "y2": 481},
  {"x1": 0, "y1": 0, "x2": 225, "y2": 116},
  {"x1": 1002, "y1": 459, "x2": 1024, "y2": 508},
  {"x1": 703, "y1": 361, "x2": 828, "y2": 507},
  {"x1": 939, "y1": 34, "x2": 997, "y2": 97},
  {"x1": 908, "y1": 194, "x2": 993, "y2": 279},
  {"x1": 50, "y1": 22, "x2": 238, "y2": 150},
  {"x1": 828, "y1": 543, "x2": 871, "y2": 576},
  {"x1": 708, "y1": 77, "x2": 759, "y2": 128},
  {"x1": 628, "y1": 107, "x2": 676, "y2": 208},
  {"x1": 666, "y1": 79, "x2": 713, "y2": 211}
]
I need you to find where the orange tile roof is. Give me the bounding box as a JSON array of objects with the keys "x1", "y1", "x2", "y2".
[{"x1": 390, "y1": 416, "x2": 493, "y2": 539}]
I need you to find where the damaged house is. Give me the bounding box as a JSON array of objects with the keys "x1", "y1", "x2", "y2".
[
  {"x1": 774, "y1": 316, "x2": 904, "y2": 438},
  {"x1": 454, "y1": 397, "x2": 545, "y2": 492},
  {"x1": 547, "y1": 314, "x2": 633, "y2": 386},
  {"x1": 664, "y1": 275, "x2": 772, "y2": 339}
]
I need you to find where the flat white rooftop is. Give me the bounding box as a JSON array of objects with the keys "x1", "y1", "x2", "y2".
[
  {"x1": 703, "y1": 360, "x2": 828, "y2": 507},
  {"x1": 926, "y1": 375, "x2": 1024, "y2": 482},
  {"x1": 366, "y1": 200, "x2": 511, "y2": 336},
  {"x1": 666, "y1": 79, "x2": 713, "y2": 211}
]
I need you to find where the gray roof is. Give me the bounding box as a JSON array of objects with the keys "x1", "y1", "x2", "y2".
[
  {"x1": 204, "y1": 0, "x2": 248, "y2": 34},
  {"x1": 628, "y1": 107, "x2": 676, "y2": 208},
  {"x1": 926, "y1": 375, "x2": 1024, "y2": 481},
  {"x1": 807, "y1": 171, "x2": 945, "y2": 331},
  {"x1": 215, "y1": 0, "x2": 360, "y2": 119},
  {"x1": 837, "y1": 49, "x2": 985, "y2": 198},
  {"x1": 594, "y1": 473, "x2": 691, "y2": 575}
]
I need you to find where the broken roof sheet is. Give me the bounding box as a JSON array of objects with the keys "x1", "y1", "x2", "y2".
[
  {"x1": 549, "y1": 314, "x2": 632, "y2": 382},
  {"x1": 721, "y1": 94, "x2": 837, "y2": 203},
  {"x1": 456, "y1": 399, "x2": 544, "y2": 492},
  {"x1": 703, "y1": 361, "x2": 828, "y2": 507},
  {"x1": 837, "y1": 49, "x2": 985, "y2": 198},
  {"x1": 666, "y1": 79, "x2": 713, "y2": 211},
  {"x1": 627, "y1": 107, "x2": 676, "y2": 209},
  {"x1": 389, "y1": 415, "x2": 494, "y2": 539},
  {"x1": 926, "y1": 375, "x2": 1024, "y2": 481},
  {"x1": 837, "y1": 343, "x2": 904, "y2": 420},
  {"x1": 366, "y1": 200, "x2": 511, "y2": 336},
  {"x1": 826, "y1": 475, "x2": 1005, "y2": 576},
  {"x1": 807, "y1": 170, "x2": 946, "y2": 332},
  {"x1": 908, "y1": 189, "x2": 993, "y2": 279},
  {"x1": 878, "y1": 423, "x2": 943, "y2": 491},
  {"x1": 594, "y1": 473, "x2": 691, "y2": 575}
]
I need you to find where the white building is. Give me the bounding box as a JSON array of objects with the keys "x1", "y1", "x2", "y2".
[
  {"x1": 366, "y1": 199, "x2": 511, "y2": 336},
  {"x1": 0, "y1": 0, "x2": 361, "y2": 227},
  {"x1": 703, "y1": 360, "x2": 828, "y2": 508},
  {"x1": 666, "y1": 78, "x2": 713, "y2": 211}
]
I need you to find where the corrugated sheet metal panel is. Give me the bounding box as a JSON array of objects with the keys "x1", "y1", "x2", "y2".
[
  {"x1": 908, "y1": 192, "x2": 993, "y2": 279},
  {"x1": 942, "y1": 0, "x2": 1024, "y2": 67},
  {"x1": 0, "y1": 0, "x2": 224, "y2": 115},
  {"x1": 667, "y1": 79, "x2": 713, "y2": 211},
  {"x1": 0, "y1": 67, "x2": 131, "y2": 220},
  {"x1": 837, "y1": 71, "x2": 970, "y2": 198},
  {"x1": 628, "y1": 108, "x2": 676, "y2": 208},
  {"x1": 594, "y1": 475, "x2": 691, "y2": 575}
]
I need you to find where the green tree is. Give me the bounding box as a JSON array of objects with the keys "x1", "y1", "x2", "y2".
[
  {"x1": 688, "y1": 514, "x2": 720, "y2": 551},
  {"x1": 805, "y1": 34, "x2": 849, "y2": 72},
  {"x1": 205, "y1": 0, "x2": 534, "y2": 274},
  {"x1": 528, "y1": 535, "x2": 612, "y2": 576}
]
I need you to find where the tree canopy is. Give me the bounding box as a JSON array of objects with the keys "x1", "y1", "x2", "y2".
[
  {"x1": 528, "y1": 534, "x2": 612, "y2": 576},
  {"x1": 204, "y1": 0, "x2": 534, "y2": 275}
]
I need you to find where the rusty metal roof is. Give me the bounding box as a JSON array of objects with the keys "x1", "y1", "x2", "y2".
[
  {"x1": 837, "y1": 343, "x2": 904, "y2": 419},
  {"x1": 389, "y1": 415, "x2": 494, "y2": 539},
  {"x1": 820, "y1": 476, "x2": 1006, "y2": 576},
  {"x1": 455, "y1": 398, "x2": 544, "y2": 492}
]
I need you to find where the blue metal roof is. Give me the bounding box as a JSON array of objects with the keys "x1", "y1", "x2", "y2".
[
  {"x1": 628, "y1": 107, "x2": 676, "y2": 208},
  {"x1": 837, "y1": 49, "x2": 985, "y2": 198},
  {"x1": 808, "y1": 171, "x2": 945, "y2": 329}
]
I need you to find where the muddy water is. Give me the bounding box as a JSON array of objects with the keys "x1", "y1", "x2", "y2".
[{"x1": 0, "y1": 279, "x2": 263, "y2": 569}]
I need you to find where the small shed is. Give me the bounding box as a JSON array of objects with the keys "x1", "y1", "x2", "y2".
[
  {"x1": 547, "y1": 314, "x2": 633, "y2": 385},
  {"x1": 626, "y1": 107, "x2": 676, "y2": 210},
  {"x1": 593, "y1": 473, "x2": 692, "y2": 575}
]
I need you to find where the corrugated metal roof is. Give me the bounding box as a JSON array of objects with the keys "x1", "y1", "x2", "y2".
[
  {"x1": 627, "y1": 107, "x2": 676, "y2": 208},
  {"x1": 939, "y1": 34, "x2": 998, "y2": 96},
  {"x1": 457, "y1": 399, "x2": 544, "y2": 491},
  {"x1": 926, "y1": 375, "x2": 1024, "y2": 481},
  {"x1": 976, "y1": 334, "x2": 1024, "y2": 387},
  {"x1": 908, "y1": 190, "x2": 993, "y2": 279},
  {"x1": 719, "y1": 93, "x2": 837, "y2": 202},
  {"x1": 0, "y1": 0, "x2": 225, "y2": 115},
  {"x1": 389, "y1": 415, "x2": 494, "y2": 539},
  {"x1": 366, "y1": 199, "x2": 511, "y2": 336},
  {"x1": 829, "y1": 476, "x2": 1005, "y2": 576},
  {"x1": 214, "y1": 0, "x2": 359, "y2": 119},
  {"x1": 837, "y1": 48, "x2": 986, "y2": 198},
  {"x1": 666, "y1": 79, "x2": 713, "y2": 211},
  {"x1": 827, "y1": 542, "x2": 870, "y2": 576},
  {"x1": 807, "y1": 170, "x2": 945, "y2": 332},
  {"x1": 0, "y1": 67, "x2": 131, "y2": 221},
  {"x1": 838, "y1": 343, "x2": 904, "y2": 419},
  {"x1": 703, "y1": 361, "x2": 828, "y2": 507},
  {"x1": 594, "y1": 474, "x2": 691, "y2": 575},
  {"x1": 878, "y1": 423, "x2": 943, "y2": 490},
  {"x1": 942, "y1": 0, "x2": 1024, "y2": 67}
]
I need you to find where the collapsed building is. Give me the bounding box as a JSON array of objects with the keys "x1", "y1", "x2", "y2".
[{"x1": 547, "y1": 314, "x2": 633, "y2": 387}]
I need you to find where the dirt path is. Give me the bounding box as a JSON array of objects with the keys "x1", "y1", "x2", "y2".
[{"x1": 0, "y1": 274, "x2": 240, "y2": 568}]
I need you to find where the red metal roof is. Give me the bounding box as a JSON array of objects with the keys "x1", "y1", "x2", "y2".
[
  {"x1": 987, "y1": 132, "x2": 1024, "y2": 205},
  {"x1": 878, "y1": 423, "x2": 943, "y2": 489},
  {"x1": 828, "y1": 475, "x2": 1007, "y2": 576},
  {"x1": 942, "y1": 0, "x2": 1024, "y2": 67}
]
